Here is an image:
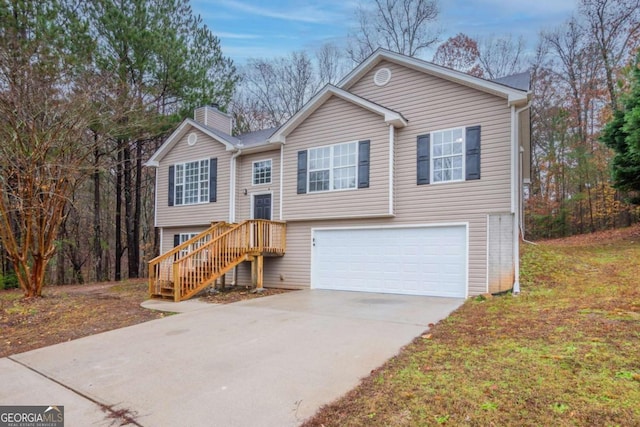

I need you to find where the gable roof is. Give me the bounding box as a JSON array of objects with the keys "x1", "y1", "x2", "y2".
[
  {"x1": 269, "y1": 84, "x2": 407, "y2": 144},
  {"x1": 146, "y1": 120, "x2": 283, "y2": 167},
  {"x1": 338, "y1": 48, "x2": 529, "y2": 106},
  {"x1": 491, "y1": 71, "x2": 531, "y2": 91},
  {"x1": 146, "y1": 119, "x2": 238, "y2": 167},
  {"x1": 237, "y1": 127, "x2": 279, "y2": 148}
]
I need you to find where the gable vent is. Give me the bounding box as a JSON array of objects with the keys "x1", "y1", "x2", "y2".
[
  {"x1": 187, "y1": 132, "x2": 197, "y2": 146},
  {"x1": 373, "y1": 67, "x2": 392, "y2": 86}
]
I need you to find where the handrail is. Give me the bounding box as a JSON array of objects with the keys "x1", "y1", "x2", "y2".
[
  {"x1": 148, "y1": 221, "x2": 232, "y2": 264},
  {"x1": 148, "y1": 222, "x2": 234, "y2": 298},
  {"x1": 172, "y1": 220, "x2": 286, "y2": 301}
]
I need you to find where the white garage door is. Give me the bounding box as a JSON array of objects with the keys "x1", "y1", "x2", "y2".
[{"x1": 311, "y1": 225, "x2": 467, "y2": 297}]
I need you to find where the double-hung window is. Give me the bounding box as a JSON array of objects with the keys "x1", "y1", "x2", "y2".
[
  {"x1": 252, "y1": 159, "x2": 272, "y2": 185},
  {"x1": 417, "y1": 125, "x2": 480, "y2": 186},
  {"x1": 175, "y1": 159, "x2": 209, "y2": 205},
  {"x1": 432, "y1": 128, "x2": 464, "y2": 183},
  {"x1": 308, "y1": 142, "x2": 357, "y2": 192}
]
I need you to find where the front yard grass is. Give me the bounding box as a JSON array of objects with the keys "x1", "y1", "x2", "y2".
[{"x1": 303, "y1": 226, "x2": 640, "y2": 426}]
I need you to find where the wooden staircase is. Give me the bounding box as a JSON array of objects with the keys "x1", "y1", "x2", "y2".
[{"x1": 148, "y1": 220, "x2": 286, "y2": 301}]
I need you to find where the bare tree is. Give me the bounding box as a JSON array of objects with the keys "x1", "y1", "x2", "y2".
[
  {"x1": 239, "y1": 51, "x2": 319, "y2": 128},
  {"x1": 0, "y1": 0, "x2": 97, "y2": 297},
  {"x1": 316, "y1": 42, "x2": 351, "y2": 85},
  {"x1": 579, "y1": 0, "x2": 640, "y2": 110},
  {"x1": 432, "y1": 33, "x2": 483, "y2": 76},
  {"x1": 477, "y1": 34, "x2": 526, "y2": 79},
  {"x1": 347, "y1": 0, "x2": 441, "y2": 63}
]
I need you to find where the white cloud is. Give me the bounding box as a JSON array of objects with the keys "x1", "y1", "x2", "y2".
[
  {"x1": 213, "y1": 0, "x2": 342, "y2": 24},
  {"x1": 479, "y1": 0, "x2": 577, "y2": 15},
  {"x1": 217, "y1": 31, "x2": 261, "y2": 39}
]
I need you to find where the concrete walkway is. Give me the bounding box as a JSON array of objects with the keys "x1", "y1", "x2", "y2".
[{"x1": 0, "y1": 290, "x2": 463, "y2": 426}]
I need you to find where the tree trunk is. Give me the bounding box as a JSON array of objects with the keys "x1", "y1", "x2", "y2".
[
  {"x1": 56, "y1": 239, "x2": 65, "y2": 286},
  {"x1": 115, "y1": 140, "x2": 123, "y2": 281},
  {"x1": 134, "y1": 140, "x2": 142, "y2": 276},
  {"x1": 93, "y1": 142, "x2": 105, "y2": 282},
  {"x1": 124, "y1": 141, "x2": 138, "y2": 278}
]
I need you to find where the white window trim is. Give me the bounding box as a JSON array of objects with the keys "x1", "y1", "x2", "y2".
[
  {"x1": 174, "y1": 158, "x2": 210, "y2": 205},
  {"x1": 178, "y1": 232, "x2": 199, "y2": 257},
  {"x1": 252, "y1": 158, "x2": 273, "y2": 186},
  {"x1": 179, "y1": 233, "x2": 199, "y2": 244},
  {"x1": 307, "y1": 141, "x2": 359, "y2": 194},
  {"x1": 430, "y1": 126, "x2": 466, "y2": 185}
]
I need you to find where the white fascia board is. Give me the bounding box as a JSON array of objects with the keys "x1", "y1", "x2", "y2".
[
  {"x1": 239, "y1": 141, "x2": 283, "y2": 155},
  {"x1": 268, "y1": 85, "x2": 406, "y2": 144},
  {"x1": 145, "y1": 119, "x2": 237, "y2": 166},
  {"x1": 146, "y1": 120, "x2": 190, "y2": 166},
  {"x1": 339, "y1": 49, "x2": 529, "y2": 105}
]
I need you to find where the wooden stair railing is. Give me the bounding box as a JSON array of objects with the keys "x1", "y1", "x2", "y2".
[
  {"x1": 148, "y1": 220, "x2": 286, "y2": 302},
  {"x1": 148, "y1": 222, "x2": 234, "y2": 299}
]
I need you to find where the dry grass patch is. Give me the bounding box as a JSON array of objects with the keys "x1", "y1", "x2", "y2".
[
  {"x1": 303, "y1": 225, "x2": 640, "y2": 427},
  {"x1": 0, "y1": 280, "x2": 167, "y2": 357},
  {"x1": 1, "y1": 280, "x2": 294, "y2": 358}
]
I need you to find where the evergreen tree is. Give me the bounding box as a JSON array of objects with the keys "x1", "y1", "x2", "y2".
[
  {"x1": 85, "y1": 0, "x2": 238, "y2": 279},
  {"x1": 601, "y1": 53, "x2": 640, "y2": 201}
]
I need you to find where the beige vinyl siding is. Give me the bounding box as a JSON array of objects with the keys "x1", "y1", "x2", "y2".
[
  {"x1": 236, "y1": 150, "x2": 281, "y2": 221},
  {"x1": 156, "y1": 129, "x2": 232, "y2": 227},
  {"x1": 270, "y1": 60, "x2": 514, "y2": 296},
  {"x1": 282, "y1": 96, "x2": 391, "y2": 220},
  {"x1": 160, "y1": 226, "x2": 233, "y2": 283},
  {"x1": 160, "y1": 226, "x2": 210, "y2": 255},
  {"x1": 194, "y1": 106, "x2": 232, "y2": 134}
]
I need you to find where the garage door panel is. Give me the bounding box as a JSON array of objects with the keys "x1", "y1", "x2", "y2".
[{"x1": 311, "y1": 226, "x2": 467, "y2": 297}]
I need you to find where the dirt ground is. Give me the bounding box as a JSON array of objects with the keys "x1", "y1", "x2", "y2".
[{"x1": 0, "y1": 280, "x2": 289, "y2": 358}]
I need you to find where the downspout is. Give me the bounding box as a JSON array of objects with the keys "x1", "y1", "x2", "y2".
[
  {"x1": 229, "y1": 147, "x2": 242, "y2": 286},
  {"x1": 388, "y1": 125, "x2": 395, "y2": 215},
  {"x1": 517, "y1": 102, "x2": 535, "y2": 245},
  {"x1": 511, "y1": 102, "x2": 531, "y2": 295},
  {"x1": 510, "y1": 105, "x2": 520, "y2": 294},
  {"x1": 229, "y1": 147, "x2": 243, "y2": 223},
  {"x1": 279, "y1": 144, "x2": 284, "y2": 220}
]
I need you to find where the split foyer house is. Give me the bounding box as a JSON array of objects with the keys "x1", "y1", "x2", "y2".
[{"x1": 146, "y1": 49, "x2": 531, "y2": 302}]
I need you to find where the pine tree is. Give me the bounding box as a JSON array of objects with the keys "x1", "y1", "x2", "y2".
[{"x1": 601, "y1": 53, "x2": 640, "y2": 201}]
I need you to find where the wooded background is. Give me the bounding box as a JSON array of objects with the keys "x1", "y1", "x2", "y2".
[{"x1": 1, "y1": 0, "x2": 639, "y2": 294}]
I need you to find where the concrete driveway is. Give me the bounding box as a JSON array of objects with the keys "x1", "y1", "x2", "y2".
[{"x1": 0, "y1": 290, "x2": 463, "y2": 426}]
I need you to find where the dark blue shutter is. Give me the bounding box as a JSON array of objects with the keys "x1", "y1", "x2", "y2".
[
  {"x1": 417, "y1": 134, "x2": 430, "y2": 185},
  {"x1": 357, "y1": 140, "x2": 370, "y2": 188},
  {"x1": 168, "y1": 165, "x2": 175, "y2": 206},
  {"x1": 297, "y1": 150, "x2": 307, "y2": 194},
  {"x1": 173, "y1": 234, "x2": 180, "y2": 247},
  {"x1": 465, "y1": 126, "x2": 481, "y2": 180},
  {"x1": 209, "y1": 158, "x2": 217, "y2": 202}
]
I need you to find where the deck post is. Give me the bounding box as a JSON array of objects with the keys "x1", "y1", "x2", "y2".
[
  {"x1": 251, "y1": 255, "x2": 264, "y2": 292},
  {"x1": 173, "y1": 262, "x2": 180, "y2": 302}
]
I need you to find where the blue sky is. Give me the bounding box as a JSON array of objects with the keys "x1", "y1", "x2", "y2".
[{"x1": 191, "y1": 0, "x2": 579, "y2": 64}]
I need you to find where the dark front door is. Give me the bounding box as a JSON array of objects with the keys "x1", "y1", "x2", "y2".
[{"x1": 253, "y1": 194, "x2": 272, "y2": 220}]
